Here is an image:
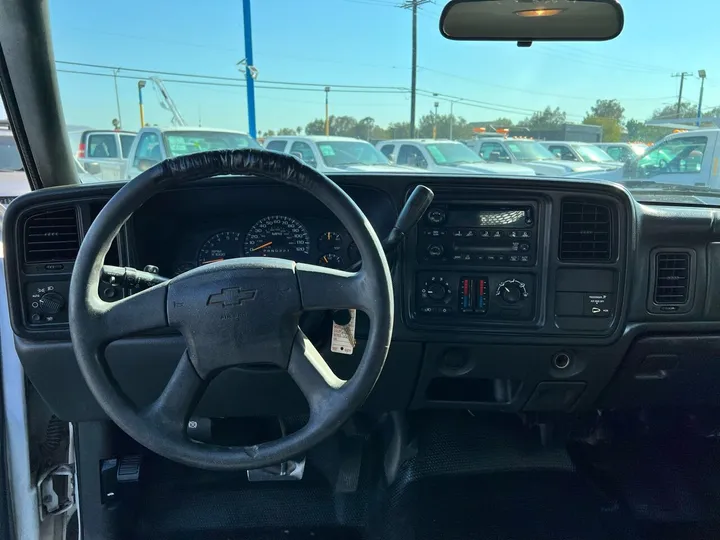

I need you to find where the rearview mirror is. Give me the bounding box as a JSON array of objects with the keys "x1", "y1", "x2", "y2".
[{"x1": 440, "y1": 0, "x2": 624, "y2": 42}]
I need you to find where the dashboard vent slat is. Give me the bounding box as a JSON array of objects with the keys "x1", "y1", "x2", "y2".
[
  {"x1": 24, "y1": 207, "x2": 80, "y2": 263},
  {"x1": 559, "y1": 202, "x2": 612, "y2": 262},
  {"x1": 654, "y1": 252, "x2": 690, "y2": 305}
]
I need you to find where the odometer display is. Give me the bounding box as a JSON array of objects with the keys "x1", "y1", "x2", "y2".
[
  {"x1": 197, "y1": 231, "x2": 243, "y2": 266},
  {"x1": 244, "y1": 215, "x2": 310, "y2": 258}
]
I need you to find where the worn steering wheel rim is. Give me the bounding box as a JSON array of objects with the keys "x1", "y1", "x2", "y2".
[{"x1": 69, "y1": 149, "x2": 394, "y2": 471}]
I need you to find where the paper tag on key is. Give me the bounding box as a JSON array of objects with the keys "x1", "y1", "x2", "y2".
[{"x1": 331, "y1": 309, "x2": 356, "y2": 355}]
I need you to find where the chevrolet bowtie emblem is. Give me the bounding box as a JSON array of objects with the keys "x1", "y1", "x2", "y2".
[{"x1": 207, "y1": 287, "x2": 257, "y2": 307}]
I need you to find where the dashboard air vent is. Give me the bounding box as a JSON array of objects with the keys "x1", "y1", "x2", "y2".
[
  {"x1": 559, "y1": 201, "x2": 612, "y2": 262},
  {"x1": 24, "y1": 207, "x2": 80, "y2": 263},
  {"x1": 654, "y1": 252, "x2": 690, "y2": 305}
]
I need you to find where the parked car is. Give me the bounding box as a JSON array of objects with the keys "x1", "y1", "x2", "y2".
[
  {"x1": 376, "y1": 139, "x2": 535, "y2": 176},
  {"x1": 264, "y1": 136, "x2": 423, "y2": 173},
  {"x1": 595, "y1": 142, "x2": 648, "y2": 163},
  {"x1": 0, "y1": 121, "x2": 29, "y2": 205},
  {"x1": 538, "y1": 141, "x2": 624, "y2": 170},
  {"x1": 124, "y1": 127, "x2": 261, "y2": 179},
  {"x1": 466, "y1": 137, "x2": 604, "y2": 175},
  {"x1": 68, "y1": 129, "x2": 136, "y2": 181},
  {"x1": 576, "y1": 129, "x2": 719, "y2": 189}
]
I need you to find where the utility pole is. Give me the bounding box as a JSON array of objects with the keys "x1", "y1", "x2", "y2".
[
  {"x1": 433, "y1": 101, "x2": 439, "y2": 139},
  {"x1": 242, "y1": 0, "x2": 257, "y2": 138},
  {"x1": 672, "y1": 72, "x2": 693, "y2": 117},
  {"x1": 324, "y1": 86, "x2": 330, "y2": 136},
  {"x1": 401, "y1": 0, "x2": 430, "y2": 138},
  {"x1": 112, "y1": 68, "x2": 122, "y2": 129},
  {"x1": 697, "y1": 70, "x2": 707, "y2": 126},
  {"x1": 449, "y1": 99, "x2": 461, "y2": 140}
]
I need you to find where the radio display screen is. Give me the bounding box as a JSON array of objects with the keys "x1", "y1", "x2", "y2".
[{"x1": 447, "y1": 208, "x2": 527, "y2": 228}]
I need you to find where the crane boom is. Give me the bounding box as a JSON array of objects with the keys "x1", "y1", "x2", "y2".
[{"x1": 149, "y1": 76, "x2": 186, "y2": 127}]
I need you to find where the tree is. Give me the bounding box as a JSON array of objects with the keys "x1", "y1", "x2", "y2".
[
  {"x1": 625, "y1": 118, "x2": 672, "y2": 144},
  {"x1": 304, "y1": 115, "x2": 359, "y2": 137},
  {"x1": 416, "y1": 113, "x2": 474, "y2": 140},
  {"x1": 277, "y1": 127, "x2": 297, "y2": 136},
  {"x1": 387, "y1": 121, "x2": 411, "y2": 139},
  {"x1": 518, "y1": 106, "x2": 567, "y2": 129},
  {"x1": 588, "y1": 99, "x2": 625, "y2": 122},
  {"x1": 652, "y1": 101, "x2": 697, "y2": 120},
  {"x1": 583, "y1": 116, "x2": 622, "y2": 142},
  {"x1": 487, "y1": 117, "x2": 514, "y2": 127}
]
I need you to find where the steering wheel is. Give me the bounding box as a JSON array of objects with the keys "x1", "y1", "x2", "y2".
[{"x1": 68, "y1": 150, "x2": 394, "y2": 470}]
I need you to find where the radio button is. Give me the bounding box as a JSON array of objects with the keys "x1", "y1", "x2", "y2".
[
  {"x1": 427, "y1": 208, "x2": 446, "y2": 225},
  {"x1": 519, "y1": 243, "x2": 530, "y2": 252},
  {"x1": 509, "y1": 255, "x2": 519, "y2": 263},
  {"x1": 474, "y1": 254, "x2": 485, "y2": 262},
  {"x1": 508, "y1": 231, "x2": 518, "y2": 238},
  {"x1": 520, "y1": 255, "x2": 530, "y2": 263},
  {"x1": 497, "y1": 254, "x2": 506, "y2": 262},
  {"x1": 486, "y1": 254, "x2": 497, "y2": 262},
  {"x1": 480, "y1": 230, "x2": 490, "y2": 238},
  {"x1": 452, "y1": 229, "x2": 463, "y2": 237},
  {"x1": 520, "y1": 231, "x2": 531, "y2": 238},
  {"x1": 452, "y1": 254, "x2": 463, "y2": 261},
  {"x1": 492, "y1": 230, "x2": 503, "y2": 238}
]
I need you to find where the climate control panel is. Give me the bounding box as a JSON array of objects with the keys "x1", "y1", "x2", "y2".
[{"x1": 414, "y1": 271, "x2": 535, "y2": 323}]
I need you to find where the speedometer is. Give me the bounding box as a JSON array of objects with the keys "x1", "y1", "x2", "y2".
[{"x1": 244, "y1": 215, "x2": 310, "y2": 258}]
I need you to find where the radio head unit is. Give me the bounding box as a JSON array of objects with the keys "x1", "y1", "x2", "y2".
[{"x1": 418, "y1": 202, "x2": 537, "y2": 266}]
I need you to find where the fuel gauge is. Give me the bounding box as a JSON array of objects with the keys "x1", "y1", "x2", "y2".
[{"x1": 318, "y1": 253, "x2": 343, "y2": 269}]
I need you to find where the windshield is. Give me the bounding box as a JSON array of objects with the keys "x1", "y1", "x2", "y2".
[
  {"x1": 572, "y1": 144, "x2": 615, "y2": 163},
  {"x1": 315, "y1": 141, "x2": 389, "y2": 167},
  {"x1": 0, "y1": 135, "x2": 22, "y2": 171},
  {"x1": 425, "y1": 143, "x2": 483, "y2": 164},
  {"x1": 505, "y1": 141, "x2": 557, "y2": 161},
  {"x1": 32, "y1": 1, "x2": 720, "y2": 204},
  {"x1": 164, "y1": 131, "x2": 260, "y2": 157}
]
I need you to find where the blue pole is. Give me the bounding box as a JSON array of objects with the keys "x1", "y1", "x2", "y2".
[{"x1": 242, "y1": 0, "x2": 257, "y2": 138}]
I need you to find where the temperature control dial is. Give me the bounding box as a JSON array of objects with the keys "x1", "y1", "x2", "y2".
[
  {"x1": 426, "y1": 208, "x2": 446, "y2": 225},
  {"x1": 421, "y1": 277, "x2": 452, "y2": 304},
  {"x1": 496, "y1": 279, "x2": 528, "y2": 304}
]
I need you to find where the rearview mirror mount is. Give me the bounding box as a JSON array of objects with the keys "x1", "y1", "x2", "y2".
[{"x1": 440, "y1": 0, "x2": 624, "y2": 44}]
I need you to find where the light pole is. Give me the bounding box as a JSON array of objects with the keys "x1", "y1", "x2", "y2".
[
  {"x1": 242, "y1": 0, "x2": 257, "y2": 138},
  {"x1": 324, "y1": 87, "x2": 330, "y2": 136},
  {"x1": 449, "y1": 99, "x2": 462, "y2": 140},
  {"x1": 112, "y1": 68, "x2": 122, "y2": 129},
  {"x1": 697, "y1": 70, "x2": 707, "y2": 127},
  {"x1": 137, "y1": 80, "x2": 146, "y2": 127},
  {"x1": 433, "y1": 101, "x2": 439, "y2": 139}
]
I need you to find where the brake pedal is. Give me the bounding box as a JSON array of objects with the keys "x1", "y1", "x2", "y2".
[{"x1": 247, "y1": 457, "x2": 306, "y2": 482}]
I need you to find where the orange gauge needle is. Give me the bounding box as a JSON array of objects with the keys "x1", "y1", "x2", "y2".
[
  {"x1": 323, "y1": 255, "x2": 329, "y2": 264},
  {"x1": 201, "y1": 258, "x2": 224, "y2": 265},
  {"x1": 250, "y1": 241, "x2": 273, "y2": 252}
]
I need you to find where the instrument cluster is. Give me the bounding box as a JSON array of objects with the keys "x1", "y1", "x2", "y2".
[{"x1": 170, "y1": 214, "x2": 360, "y2": 276}]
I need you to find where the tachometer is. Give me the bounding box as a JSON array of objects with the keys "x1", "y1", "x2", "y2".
[
  {"x1": 197, "y1": 231, "x2": 243, "y2": 266},
  {"x1": 244, "y1": 215, "x2": 310, "y2": 258}
]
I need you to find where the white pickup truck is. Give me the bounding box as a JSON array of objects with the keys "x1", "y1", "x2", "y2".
[{"x1": 580, "y1": 128, "x2": 720, "y2": 188}]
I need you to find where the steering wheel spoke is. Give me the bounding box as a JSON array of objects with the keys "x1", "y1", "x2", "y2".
[
  {"x1": 296, "y1": 263, "x2": 376, "y2": 315},
  {"x1": 91, "y1": 282, "x2": 170, "y2": 344},
  {"x1": 141, "y1": 350, "x2": 206, "y2": 436},
  {"x1": 288, "y1": 329, "x2": 345, "y2": 415}
]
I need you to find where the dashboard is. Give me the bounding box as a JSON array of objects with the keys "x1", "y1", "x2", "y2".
[{"x1": 6, "y1": 174, "x2": 720, "y2": 422}]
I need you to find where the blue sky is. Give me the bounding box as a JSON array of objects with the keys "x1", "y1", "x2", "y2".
[{"x1": 46, "y1": 0, "x2": 720, "y2": 133}]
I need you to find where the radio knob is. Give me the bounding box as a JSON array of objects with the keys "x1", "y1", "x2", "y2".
[
  {"x1": 496, "y1": 279, "x2": 528, "y2": 305},
  {"x1": 427, "y1": 244, "x2": 444, "y2": 258},
  {"x1": 427, "y1": 283, "x2": 447, "y2": 300},
  {"x1": 426, "y1": 208, "x2": 446, "y2": 225}
]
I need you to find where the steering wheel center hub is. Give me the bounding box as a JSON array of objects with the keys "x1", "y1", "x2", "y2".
[{"x1": 167, "y1": 258, "x2": 301, "y2": 376}]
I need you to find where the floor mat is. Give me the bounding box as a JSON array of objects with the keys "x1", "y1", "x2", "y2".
[{"x1": 379, "y1": 471, "x2": 636, "y2": 540}]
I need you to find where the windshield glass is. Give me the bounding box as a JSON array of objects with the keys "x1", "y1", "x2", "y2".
[
  {"x1": 37, "y1": 0, "x2": 720, "y2": 204},
  {"x1": 0, "y1": 135, "x2": 23, "y2": 171},
  {"x1": 315, "y1": 141, "x2": 389, "y2": 167},
  {"x1": 164, "y1": 131, "x2": 260, "y2": 157},
  {"x1": 505, "y1": 141, "x2": 557, "y2": 161},
  {"x1": 425, "y1": 143, "x2": 483, "y2": 164},
  {"x1": 572, "y1": 144, "x2": 615, "y2": 163}
]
